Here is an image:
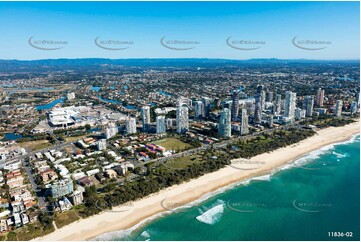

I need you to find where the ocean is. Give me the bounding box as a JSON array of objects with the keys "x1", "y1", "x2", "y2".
[{"x1": 95, "y1": 135, "x2": 360, "y2": 241}]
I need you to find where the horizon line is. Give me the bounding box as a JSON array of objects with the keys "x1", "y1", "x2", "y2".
[{"x1": 0, "y1": 57, "x2": 360, "y2": 62}]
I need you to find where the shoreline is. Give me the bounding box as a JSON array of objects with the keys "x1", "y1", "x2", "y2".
[{"x1": 37, "y1": 122, "x2": 360, "y2": 241}]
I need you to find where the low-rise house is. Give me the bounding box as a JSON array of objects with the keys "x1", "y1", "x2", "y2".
[
  {"x1": 77, "y1": 176, "x2": 93, "y2": 187},
  {"x1": 0, "y1": 219, "x2": 8, "y2": 233},
  {"x1": 40, "y1": 169, "x2": 58, "y2": 183},
  {"x1": 104, "y1": 169, "x2": 117, "y2": 179},
  {"x1": 21, "y1": 213, "x2": 29, "y2": 225},
  {"x1": 69, "y1": 190, "x2": 83, "y2": 206},
  {"x1": 95, "y1": 172, "x2": 106, "y2": 183}
]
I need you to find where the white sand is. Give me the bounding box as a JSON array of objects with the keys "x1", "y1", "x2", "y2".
[{"x1": 37, "y1": 122, "x2": 360, "y2": 241}]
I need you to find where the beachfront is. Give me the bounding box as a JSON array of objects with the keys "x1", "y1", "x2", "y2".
[{"x1": 38, "y1": 122, "x2": 360, "y2": 241}]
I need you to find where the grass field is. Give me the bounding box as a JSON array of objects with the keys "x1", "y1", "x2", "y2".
[
  {"x1": 162, "y1": 154, "x2": 202, "y2": 170},
  {"x1": 65, "y1": 135, "x2": 88, "y2": 142},
  {"x1": 8, "y1": 222, "x2": 54, "y2": 241},
  {"x1": 19, "y1": 140, "x2": 51, "y2": 151},
  {"x1": 54, "y1": 210, "x2": 81, "y2": 229},
  {"x1": 153, "y1": 138, "x2": 193, "y2": 151}
]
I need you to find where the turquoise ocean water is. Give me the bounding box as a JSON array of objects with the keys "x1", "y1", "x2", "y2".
[{"x1": 95, "y1": 135, "x2": 360, "y2": 241}]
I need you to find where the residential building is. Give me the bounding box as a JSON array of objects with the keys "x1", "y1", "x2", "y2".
[
  {"x1": 125, "y1": 117, "x2": 137, "y2": 134},
  {"x1": 284, "y1": 91, "x2": 297, "y2": 121},
  {"x1": 303, "y1": 96, "x2": 314, "y2": 117},
  {"x1": 141, "y1": 106, "x2": 151, "y2": 132},
  {"x1": 335, "y1": 100, "x2": 343, "y2": 117},
  {"x1": 176, "y1": 106, "x2": 189, "y2": 133},
  {"x1": 231, "y1": 90, "x2": 239, "y2": 121},
  {"x1": 218, "y1": 108, "x2": 231, "y2": 138},
  {"x1": 194, "y1": 101, "x2": 205, "y2": 120},
  {"x1": 49, "y1": 179, "x2": 74, "y2": 199},
  {"x1": 156, "y1": 116, "x2": 166, "y2": 134},
  {"x1": 316, "y1": 88, "x2": 325, "y2": 107},
  {"x1": 240, "y1": 108, "x2": 249, "y2": 135}
]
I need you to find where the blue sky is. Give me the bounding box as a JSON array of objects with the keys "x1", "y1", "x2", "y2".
[{"x1": 0, "y1": 1, "x2": 359, "y2": 60}]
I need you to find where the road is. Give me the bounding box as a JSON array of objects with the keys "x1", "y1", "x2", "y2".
[{"x1": 143, "y1": 123, "x2": 301, "y2": 166}]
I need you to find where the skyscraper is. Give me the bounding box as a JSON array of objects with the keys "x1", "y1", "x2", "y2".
[
  {"x1": 156, "y1": 116, "x2": 166, "y2": 134},
  {"x1": 125, "y1": 117, "x2": 137, "y2": 134},
  {"x1": 303, "y1": 96, "x2": 314, "y2": 117},
  {"x1": 254, "y1": 94, "x2": 262, "y2": 124},
  {"x1": 97, "y1": 139, "x2": 107, "y2": 151},
  {"x1": 218, "y1": 108, "x2": 231, "y2": 138},
  {"x1": 335, "y1": 100, "x2": 343, "y2": 117},
  {"x1": 105, "y1": 122, "x2": 118, "y2": 139},
  {"x1": 351, "y1": 101, "x2": 358, "y2": 114},
  {"x1": 274, "y1": 94, "x2": 282, "y2": 115},
  {"x1": 176, "y1": 106, "x2": 189, "y2": 133},
  {"x1": 295, "y1": 108, "x2": 306, "y2": 120},
  {"x1": 231, "y1": 90, "x2": 239, "y2": 121},
  {"x1": 240, "y1": 108, "x2": 249, "y2": 135},
  {"x1": 201, "y1": 97, "x2": 211, "y2": 118},
  {"x1": 266, "y1": 91, "x2": 273, "y2": 102},
  {"x1": 316, "y1": 88, "x2": 325, "y2": 107},
  {"x1": 355, "y1": 92, "x2": 360, "y2": 107},
  {"x1": 194, "y1": 101, "x2": 205, "y2": 120},
  {"x1": 256, "y1": 85, "x2": 266, "y2": 110},
  {"x1": 284, "y1": 91, "x2": 297, "y2": 120},
  {"x1": 141, "y1": 106, "x2": 151, "y2": 132}
]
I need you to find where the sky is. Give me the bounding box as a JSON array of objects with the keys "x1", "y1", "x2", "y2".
[{"x1": 0, "y1": 1, "x2": 359, "y2": 60}]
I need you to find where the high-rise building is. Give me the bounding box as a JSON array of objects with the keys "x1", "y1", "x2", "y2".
[
  {"x1": 231, "y1": 90, "x2": 239, "y2": 121},
  {"x1": 201, "y1": 97, "x2": 211, "y2": 118},
  {"x1": 267, "y1": 115, "x2": 274, "y2": 127},
  {"x1": 266, "y1": 91, "x2": 273, "y2": 102},
  {"x1": 355, "y1": 92, "x2": 360, "y2": 107},
  {"x1": 194, "y1": 101, "x2": 205, "y2": 120},
  {"x1": 176, "y1": 106, "x2": 189, "y2": 133},
  {"x1": 351, "y1": 101, "x2": 358, "y2": 114},
  {"x1": 254, "y1": 94, "x2": 262, "y2": 124},
  {"x1": 69, "y1": 190, "x2": 84, "y2": 206},
  {"x1": 240, "y1": 108, "x2": 249, "y2": 135},
  {"x1": 303, "y1": 96, "x2": 314, "y2": 117},
  {"x1": 125, "y1": 117, "x2": 137, "y2": 134},
  {"x1": 49, "y1": 179, "x2": 74, "y2": 199},
  {"x1": 156, "y1": 116, "x2": 166, "y2": 134},
  {"x1": 256, "y1": 85, "x2": 266, "y2": 110},
  {"x1": 274, "y1": 94, "x2": 282, "y2": 115},
  {"x1": 316, "y1": 88, "x2": 325, "y2": 107},
  {"x1": 295, "y1": 108, "x2": 306, "y2": 120},
  {"x1": 141, "y1": 106, "x2": 151, "y2": 132},
  {"x1": 166, "y1": 118, "x2": 176, "y2": 130},
  {"x1": 105, "y1": 122, "x2": 118, "y2": 139},
  {"x1": 284, "y1": 91, "x2": 297, "y2": 120},
  {"x1": 97, "y1": 139, "x2": 107, "y2": 151},
  {"x1": 218, "y1": 108, "x2": 231, "y2": 138},
  {"x1": 335, "y1": 100, "x2": 343, "y2": 117}
]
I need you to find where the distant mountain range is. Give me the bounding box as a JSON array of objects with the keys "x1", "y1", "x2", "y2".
[{"x1": 0, "y1": 58, "x2": 358, "y2": 72}]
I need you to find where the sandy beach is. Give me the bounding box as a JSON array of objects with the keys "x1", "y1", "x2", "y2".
[{"x1": 37, "y1": 122, "x2": 360, "y2": 241}]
